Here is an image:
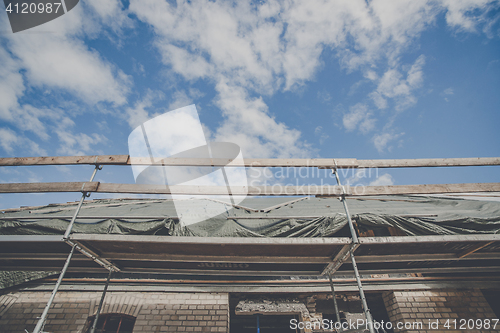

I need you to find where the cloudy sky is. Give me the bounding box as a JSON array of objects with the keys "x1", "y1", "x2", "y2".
[{"x1": 0, "y1": 0, "x2": 499, "y2": 209}]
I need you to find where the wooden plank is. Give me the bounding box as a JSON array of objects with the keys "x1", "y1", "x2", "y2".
[
  {"x1": 338, "y1": 182, "x2": 500, "y2": 197},
  {"x1": 357, "y1": 157, "x2": 500, "y2": 168},
  {"x1": 98, "y1": 182, "x2": 500, "y2": 196},
  {"x1": 95, "y1": 183, "x2": 347, "y2": 196},
  {"x1": 0, "y1": 155, "x2": 129, "y2": 166},
  {"x1": 103, "y1": 253, "x2": 331, "y2": 264},
  {"x1": 321, "y1": 243, "x2": 357, "y2": 276},
  {"x1": 70, "y1": 234, "x2": 352, "y2": 245},
  {"x1": 457, "y1": 241, "x2": 495, "y2": 258},
  {"x1": 1, "y1": 181, "x2": 499, "y2": 196},
  {"x1": 1, "y1": 155, "x2": 499, "y2": 168},
  {"x1": 353, "y1": 252, "x2": 500, "y2": 263},
  {"x1": 358, "y1": 234, "x2": 500, "y2": 244},
  {"x1": 128, "y1": 157, "x2": 358, "y2": 168},
  {"x1": 0, "y1": 182, "x2": 99, "y2": 193},
  {"x1": 336, "y1": 266, "x2": 500, "y2": 275}
]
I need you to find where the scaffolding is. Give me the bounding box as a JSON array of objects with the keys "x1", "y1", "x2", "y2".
[{"x1": 0, "y1": 155, "x2": 499, "y2": 333}]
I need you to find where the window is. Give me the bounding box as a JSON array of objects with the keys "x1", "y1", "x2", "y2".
[{"x1": 83, "y1": 313, "x2": 136, "y2": 333}]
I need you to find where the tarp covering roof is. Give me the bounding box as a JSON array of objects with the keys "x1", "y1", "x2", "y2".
[{"x1": 1, "y1": 196, "x2": 499, "y2": 237}]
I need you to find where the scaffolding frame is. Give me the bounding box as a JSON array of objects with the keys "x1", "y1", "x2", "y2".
[{"x1": 0, "y1": 155, "x2": 499, "y2": 333}]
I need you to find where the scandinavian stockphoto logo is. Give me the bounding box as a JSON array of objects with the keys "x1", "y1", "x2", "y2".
[
  {"x1": 3, "y1": 0, "x2": 79, "y2": 33},
  {"x1": 128, "y1": 105, "x2": 248, "y2": 226}
]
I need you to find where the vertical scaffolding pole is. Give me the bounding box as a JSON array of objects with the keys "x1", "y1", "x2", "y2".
[
  {"x1": 33, "y1": 244, "x2": 76, "y2": 333},
  {"x1": 328, "y1": 274, "x2": 343, "y2": 332},
  {"x1": 332, "y1": 163, "x2": 376, "y2": 333},
  {"x1": 90, "y1": 270, "x2": 113, "y2": 333}
]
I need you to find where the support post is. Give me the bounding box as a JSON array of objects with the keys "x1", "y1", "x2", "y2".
[
  {"x1": 332, "y1": 167, "x2": 358, "y2": 244},
  {"x1": 90, "y1": 270, "x2": 113, "y2": 333},
  {"x1": 328, "y1": 274, "x2": 343, "y2": 332},
  {"x1": 32, "y1": 244, "x2": 76, "y2": 333},
  {"x1": 332, "y1": 163, "x2": 375, "y2": 333},
  {"x1": 63, "y1": 164, "x2": 101, "y2": 239},
  {"x1": 350, "y1": 251, "x2": 375, "y2": 333}
]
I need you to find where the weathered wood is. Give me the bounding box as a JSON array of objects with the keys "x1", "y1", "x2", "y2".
[
  {"x1": 0, "y1": 155, "x2": 128, "y2": 166},
  {"x1": 0, "y1": 182, "x2": 99, "y2": 193},
  {"x1": 98, "y1": 182, "x2": 500, "y2": 196},
  {"x1": 0, "y1": 182, "x2": 499, "y2": 196},
  {"x1": 1, "y1": 155, "x2": 499, "y2": 168},
  {"x1": 357, "y1": 157, "x2": 500, "y2": 168},
  {"x1": 128, "y1": 157, "x2": 358, "y2": 167},
  {"x1": 321, "y1": 243, "x2": 358, "y2": 275},
  {"x1": 457, "y1": 241, "x2": 495, "y2": 258},
  {"x1": 348, "y1": 182, "x2": 500, "y2": 196},
  {"x1": 95, "y1": 184, "x2": 347, "y2": 196},
  {"x1": 103, "y1": 253, "x2": 331, "y2": 264},
  {"x1": 354, "y1": 252, "x2": 500, "y2": 263}
]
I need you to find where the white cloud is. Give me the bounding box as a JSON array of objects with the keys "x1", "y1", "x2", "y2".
[
  {"x1": 442, "y1": 87, "x2": 454, "y2": 101},
  {"x1": 441, "y1": 0, "x2": 495, "y2": 32},
  {"x1": 8, "y1": 33, "x2": 130, "y2": 106},
  {"x1": 370, "y1": 55, "x2": 426, "y2": 112},
  {"x1": 213, "y1": 81, "x2": 309, "y2": 158},
  {"x1": 0, "y1": 128, "x2": 18, "y2": 153},
  {"x1": 343, "y1": 103, "x2": 376, "y2": 134},
  {"x1": 369, "y1": 173, "x2": 395, "y2": 186},
  {"x1": 314, "y1": 126, "x2": 329, "y2": 145},
  {"x1": 130, "y1": 0, "x2": 496, "y2": 156},
  {"x1": 443, "y1": 87, "x2": 454, "y2": 95},
  {"x1": 0, "y1": 1, "x2": 132, "y2": 158},
  {"x1": 128, "y1": 0, "x2": 497, "y2": 157},
  {"x1": 372, "y1": 132, "x2": 404, "y2": 153},
  {"x1": 125, "y1": 91, "x2": 161, "y2": 129},
  {"x1": 0, "y1": 127, "x2": 47, "y2": 155},
  {"x1": 56, "y1": 129, "x2": 107, "y2": 156}
]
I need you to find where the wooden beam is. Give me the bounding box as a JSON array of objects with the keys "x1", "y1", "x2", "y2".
[
  {"x1": 354, "y1": 252, "x2": 500, "y2": 263},
  {"x1": 0, "y1": 182, "x2": 99, "y2": 193},
  {"x1": 1, "y1": 182, "x2": 499, "y2": 196},
  {"x1": 357, "y1": 157, "x2": 500, "y2": 169},
  {"x1": 95, "y1": 183, "x2": 346, "y2": 195},
  {"x1": 321, "y1": 243, "x2": 357, "y2": 276},
  {"x1": 102, "y1": 253, "x2": 331, "y2": 264},
  {"x1": 457, "y1": 241, "x2": 495, "y2": 258},
  {"x1": 0, "y1": 155, "x2": 128, "y2": 166},
  {"x1": 1, "y1": 155, "x2": 499, "y2": 168},
  {"x1": 342, "y1": 182, "x2": 500, "y2": 197},
  {"x1": 128, "y1": 157, "x2": 358, "y2": 168}
]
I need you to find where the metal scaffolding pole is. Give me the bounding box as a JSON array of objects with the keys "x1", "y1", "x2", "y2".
[
  {"x1": 33, "y1": 164, "x2": 101, "y2": 333},
  {"x1": 32, "y1": 244, "x2": 76, "y2": 333},
  {"x1": 328, "y1": 274, "x2": 343, "y2": 332},
  {"x1": 63, "y1": 164, "x2": 101, "y2": 239},
  {"x1": 90, "y1": 270, "x2": 113, "y2": 333},
  {"x1": 332, "y1": 163, "x2": 376, "y2": 333}
]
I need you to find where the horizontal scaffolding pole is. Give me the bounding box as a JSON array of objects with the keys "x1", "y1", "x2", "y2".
[
  {"x1": 1, "y1": 182, "x2": 499, "y2": 196},
  {"x1": 0, "y1": 216, "x2": 179, "y2": 220},
  {"x1": 1, "y1": 155, "x2": 499, "y2": 168},
  {"x1": 226, "y1": 214, "x2": 437, "y2": 219}
]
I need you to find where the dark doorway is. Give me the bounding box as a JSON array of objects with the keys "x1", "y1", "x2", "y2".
[
  {"x1": 230, "y1": 314, "x2": 299, "y2": 333},
  {"x1": 482, "y1": 289, "x2": 500, "y2": 317}
]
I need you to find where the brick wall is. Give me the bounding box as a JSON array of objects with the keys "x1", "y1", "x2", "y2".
[
  {"x1": 0, "y1": 291, "x2": 229, "y2": 333},
  {"x1": 382, "y1": 289, "x2": 496, "y2": 333}
]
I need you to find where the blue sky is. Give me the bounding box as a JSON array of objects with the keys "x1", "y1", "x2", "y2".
[{"x1": 0, "y1": 0, "x2": 499, "y2": 209}]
